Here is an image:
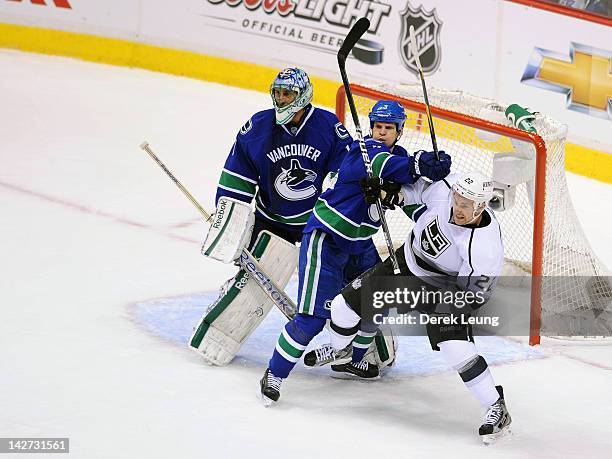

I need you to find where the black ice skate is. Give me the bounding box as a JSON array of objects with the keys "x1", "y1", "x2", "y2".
[
  {"x1": 331, "y1": 360, "x2": 379, "y2": 379},
  {"x1": 479, "y1": 385, "x2": 512, "y2": 445},
  {"x1": 303, "y1": 344, "x2": 352, "y2": 367},
  {"x1": 259, "y1": 368, "x2": 282, "y2": 407}
]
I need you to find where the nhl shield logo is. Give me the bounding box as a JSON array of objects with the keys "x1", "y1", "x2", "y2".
[{"x1": 398, "y1": 2, "x2": 443, "y2": 75}]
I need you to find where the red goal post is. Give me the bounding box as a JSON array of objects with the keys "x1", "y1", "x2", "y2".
[{"x1": 335, "y1": 83, "x2": 610, "y2": 345}]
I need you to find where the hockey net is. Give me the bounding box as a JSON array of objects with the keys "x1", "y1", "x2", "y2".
[{"x1": 336, "y1": 83, "x2": 612, "y2": 345}]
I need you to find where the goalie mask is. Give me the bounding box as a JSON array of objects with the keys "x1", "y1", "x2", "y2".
[
  {"x1": 270, "y1": 68, "x2": 313, "y2": 125},
  {"x1": 452, "y1": 172, "x2": 494, "y2": 223}
]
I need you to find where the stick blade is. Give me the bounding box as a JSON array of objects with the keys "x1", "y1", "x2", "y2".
[{"x1": 338, "y1": 17, "x2": 370, "y2": 64}]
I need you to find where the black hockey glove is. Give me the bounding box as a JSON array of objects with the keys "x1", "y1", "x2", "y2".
[
  {"x1": 359, "y1": 178, "x2": 403, "y2": 209},
  {"x1": 380, "y1": 180, "x2": 403, "y2": 210},
  {"x1": 409, "y1": 150, "x2": 452, "y2": 181},
  {"x1": 359, "y1": 177, "x2": 383, "y2": 205}
]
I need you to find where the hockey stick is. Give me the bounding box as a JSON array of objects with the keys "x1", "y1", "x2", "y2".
[
  {"x1": 408, "y1": 25, "x2": 439, "y2": 158},
  {"x1": 338, "y1": 17, "x2": 401, "y2": 275},
  {"x1": 139, "y1": 141, "x2": 296, "y2": 319}
]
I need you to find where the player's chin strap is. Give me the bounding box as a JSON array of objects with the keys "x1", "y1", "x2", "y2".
[
  {"x1": 390, "y1": 130, "x2": 403, "y2": 152},
  {"x1": 462, "y1": 206, "x2": 486, "y2": 225}
]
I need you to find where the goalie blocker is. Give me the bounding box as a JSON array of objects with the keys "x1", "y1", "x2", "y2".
[{"x1": 201, "y1": 197, "x2": 255, "y2": 263}]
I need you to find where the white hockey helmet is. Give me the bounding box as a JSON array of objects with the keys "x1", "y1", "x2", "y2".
[
  {"x1": 452, "y1": 172, "x2": 494, "y2": 211},
  {"x1": 270, "y1": 68, "x2": 313, "y2": 125}
]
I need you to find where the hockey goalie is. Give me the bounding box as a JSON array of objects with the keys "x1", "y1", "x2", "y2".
[{"x1": 190, "y1": 67, "x2": 397, "y2": 368}]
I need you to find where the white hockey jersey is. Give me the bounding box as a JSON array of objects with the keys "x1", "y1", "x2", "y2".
[{"x1": 400, "y1": 174, "x2": 504, "y2": 300}]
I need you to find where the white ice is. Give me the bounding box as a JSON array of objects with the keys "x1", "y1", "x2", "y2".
[{"x1": 1, "y1": 50, "x2": 611, "y2": 458}]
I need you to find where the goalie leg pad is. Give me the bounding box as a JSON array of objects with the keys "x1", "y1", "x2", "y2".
[
  {"x1": 190, "y1": 231, "x2": 298, "y2": 365},
  {"x1": 364, "y1": 325, "x2": 398, "y2": 368}
]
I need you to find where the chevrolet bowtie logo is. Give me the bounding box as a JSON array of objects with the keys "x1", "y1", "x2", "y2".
[{"x1": 521, "y1": 43, "x2": 612, "y2": 120}]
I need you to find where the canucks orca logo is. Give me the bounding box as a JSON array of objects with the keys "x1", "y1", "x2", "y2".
[{"x1": 274, "y1": 159, "x2": 317, "y2": 201}]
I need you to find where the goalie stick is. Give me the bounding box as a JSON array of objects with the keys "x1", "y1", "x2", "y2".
[
  {"x1": 338, "y1": 17, "x2": 400, "y2": 274},
  {"x1": 408, "y1": 25, "x2": 439, "y2": 159},
  {"x1": 138, "y1": 141, "x2": 297, "y2": 320}
]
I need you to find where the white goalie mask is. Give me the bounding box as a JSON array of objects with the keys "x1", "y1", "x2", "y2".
[
  {"x1": 452, "y1": 172, "x2": 494, "y2": 220},
  {"x1": 270, "y1": 68, "x2": 313, "y2": 125}
]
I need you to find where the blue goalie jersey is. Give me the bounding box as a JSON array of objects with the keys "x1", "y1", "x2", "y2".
[
  {"x1": 304, "y1": 137, "x2": 417, "y2": 254},
  {"x1": 215, "y1": 105, "x2": 352, "y2": 232}
]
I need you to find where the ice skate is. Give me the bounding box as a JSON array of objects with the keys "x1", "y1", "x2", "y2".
[
  {"x1": 331, "y1": 360, "x2": 379, "y2": 379},
  {"x1": 303, "y1": 343, "x2": 352, "y2": 367},
  {"x1": 479, "y1": 385, "x2": 512, "y2": 445},
  {"x1": 259, "y1": 368, "x2": 282, "y2": 407}
]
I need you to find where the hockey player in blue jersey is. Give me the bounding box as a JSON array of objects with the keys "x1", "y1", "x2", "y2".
[
  {"x1": 259, "y1": 100, "x2": 452, "y2": 404},
  {"x1": 191, "y1": 68, "x2": 353, "y2": 365}
]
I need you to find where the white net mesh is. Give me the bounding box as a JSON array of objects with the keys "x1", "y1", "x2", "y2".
[{"x1": 338, "y1": 83, "x2": 612, "y2": 339}]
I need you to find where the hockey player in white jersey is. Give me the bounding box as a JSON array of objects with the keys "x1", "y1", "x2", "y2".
[{"x1": 308, "y1": 171, "x2": 512, "y2": 443}]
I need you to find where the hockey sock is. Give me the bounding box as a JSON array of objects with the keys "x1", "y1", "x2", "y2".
[
  {"x1": 329, "y1": 294, "x2": 362, "y2": 351},
  {"x1": 269, "y1": 313, "x2": 326, "y2": 379},
  {"x1": 461, "y1": 357, "x2": 499, "y2": 408},
  {"x1": 438, "y1": 340, "x2": 500, "y2": 408},
  {"x1": 329, "y1": 320, "x2": 359, "y2": 351},
  {"x1": 351, "y1": 329, "x2": 377, "y2": 363}
]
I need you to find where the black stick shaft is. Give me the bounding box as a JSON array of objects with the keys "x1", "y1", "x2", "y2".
[
  {"x1": 419, "y1": 68, "x2": 439, "y2": 155},
  {"x1": 338, "y1": 18, "x2": 400, "y2": 274},
  {"x1": 409, "y1": 25, "x2": 439, "y2": 159}
]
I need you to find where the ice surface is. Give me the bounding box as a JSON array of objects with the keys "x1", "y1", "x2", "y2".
[{"x1": 1, "y1": 50, "x2": 611, "y2": 458}]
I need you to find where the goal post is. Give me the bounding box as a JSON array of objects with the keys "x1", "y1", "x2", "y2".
[{"x1": 336, "y1": 83, "x2": 611, "y2": 345}]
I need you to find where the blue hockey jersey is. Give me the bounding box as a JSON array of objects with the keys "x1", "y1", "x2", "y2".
[
  {"x1": 215, "y1": 105, "x2": 352, "y2": 232},
  {"x1": 304, "y1": 137, "x2": 417, "y2": 254}
]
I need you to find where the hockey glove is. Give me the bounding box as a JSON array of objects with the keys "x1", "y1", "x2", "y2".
[
  {"x1": 360, "y1": 178, "x2": 404, "y2": 209},
  {"x1": 359, "y1": 177, "x2": 383, "y2": 204},
  {"x1": 410, "y1": 150, "x2": 452, "y2": 181},
  {"x1": 380, "y1": 180, "x2": 403, "y2": 210}
]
